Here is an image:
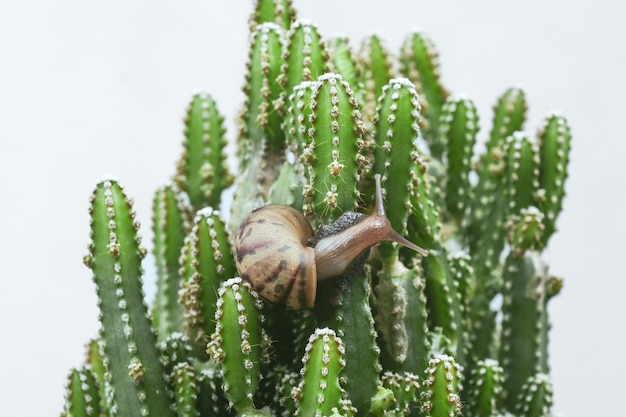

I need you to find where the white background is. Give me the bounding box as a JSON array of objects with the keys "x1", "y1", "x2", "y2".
[{"x1": 1, "y1": 1, "x2": 624, "y2": 416}]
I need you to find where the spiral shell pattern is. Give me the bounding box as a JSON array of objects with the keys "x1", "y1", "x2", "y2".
[{"x1": 234, "y1": 204, "x2": 317, "y2": 309}]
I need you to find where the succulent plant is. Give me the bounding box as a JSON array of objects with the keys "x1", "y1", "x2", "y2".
[{"x1": 62, "y1": 1, "x2": 571, "y2": 416}]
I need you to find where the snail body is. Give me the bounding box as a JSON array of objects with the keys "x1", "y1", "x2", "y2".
[{"x1": 234, "y1": 174, "x2": 427, "y2": 310}]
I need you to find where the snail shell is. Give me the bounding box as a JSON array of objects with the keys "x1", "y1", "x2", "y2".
[
  {"x1": 234, "y1": 174, "x2": 427, "y2": 310},
  {"x1": 235, "y1": 204, "x2": 317, "y2": 309}
]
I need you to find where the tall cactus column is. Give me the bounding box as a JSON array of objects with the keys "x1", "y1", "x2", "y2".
[
  {"x1": 371, "y1": 78, "x2": 430, "y2": 377},
  {"x1": 305, "y1": 73, "x2": 379, "y2": 416},
  {"x1": 84, "y1": 178, "x2": 174, "y2": 417}
]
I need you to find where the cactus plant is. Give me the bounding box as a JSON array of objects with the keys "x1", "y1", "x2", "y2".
[{"x1": 62, "y1": 1, "x2": 572, "y2": 416}]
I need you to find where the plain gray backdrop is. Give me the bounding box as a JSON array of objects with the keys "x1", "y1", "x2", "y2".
[{"x1": 1, "y1": 1, "x2": 624, "y2": 415}]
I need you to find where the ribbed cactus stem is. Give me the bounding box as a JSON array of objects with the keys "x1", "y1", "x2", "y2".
[
  {"x1": 195, "y1": 366, "x2": 230, "y2": 416},
  {"x1": 399, "y1": 32, "x2": 448, "y2": 155},
  {"x1": 179, "y1": 207, "x2": 236, "y2": 354},
  {"x1": 279, "y1": 19, "x2": 331, "y2": 102},
  {"x1": 249, "y1": 0, "x2": 296, "y2": 32},
  {"x1": 380, "y1": 372, "x2": 420, "y2": 415},
  {"x1": 318, "y1": 268, "x2": 381, "y2": 416},
  {"x1": 439, "y1": 96, "x2": 478, "y2": 224},
  {"x1": 374, "y1": 258, "x2": 429, "y2": 377},
  {"x1": 231, "y1": 22, "x2": 287, "y2": 232},
  {"x1": 500, "y1": 218, "x2": 556, "y2": 412},
  {"x1": 327, "y1": 37, "x2": 362, "y2": 103},
  {"x1": 369, "y1": 386, "x2": 396, "y2": 416},
  {"x1": 421, "y1": 251, "x2": 467, "y2": 366},
  {"x1": 151, "y1": 185, "x2": 190, "y2": 342},
  {"x1": 359, "y1": 34, "x2": 395, "y2": 123},
  {"x1": 174, "y1": 93, "x2": 233, "y2": 210},
  {"x1": 62, "y1": 367, "x2": 101, "y2": 417},
  {"x1": 373, "y1": 77, "x2": 423, "y2": 260},
  {"x1": 84, "y1": 339, "x2": 109, "y2": 416},
  {"x1": 84, "y1": 177, "x2": 174, "y2": 417},
  {"x1": 171, "y1": 362, "x2": 200, "y2": 417},
  {"x1": 274, "y1": 370, "x2": 299, "y2": 416},
  {"x1": 486, "y1": 87, "x2": 527, "y2": 156},
  {"x1": 505, "y1": 131, "x2": 541, "y2": 219},
  {"x1": 506, "y1": 206, "x2": 545, "y2": 257},
  {"x1": 284, "y1": 80, "x2": 317, "y2": 153},
  {"x1": 447, "y1": 252, "x2": 474, "y2": 320},
  {"x1": 293, "y1": 328, "x2": 349, "y2": 416},
  {"x1": 467, "y1": 87, "x2": 527, "y2": 266},
  {"x1": 304, "y1": 72, "x2": 365, "y2": 222},
  {"x1": 159, "y1": 332, "x2": 193, "y2": 377},
  {"x1": 420, "y1": 354, "x2": 463, "y2": 417},
  {"x1": 514, "y1": 373, "x2": 553, "y2": 417},
  {"x1": 465, "y1": 358, "x2": 504, "y2": 417},
  {"x1": 405, "y1": 155, "x2": 443, "y2": 253},
  {"x1": 239, "y1": 22, "x2": 286, "y2": 159},
  {"x1": 207, "y1": 277, "x2": 269, "y2": 412},
  {"x1": 537, "y1": 112, "x2": 571, "y2": 246},
  {"x1": 280, "y1": 79, "x2": 316, "y2": 207}
]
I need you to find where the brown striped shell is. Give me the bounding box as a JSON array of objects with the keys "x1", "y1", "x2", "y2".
[{"x1": 234, "y1": 204, "x2": 317, "y2": 309}]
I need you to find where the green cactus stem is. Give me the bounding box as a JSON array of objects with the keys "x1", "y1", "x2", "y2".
[
  {"x1": 303, "y1": 72, "x2": 365, "y2": 221},
  {"x1": 159, "y1": 332, "x2": 193, "y2": 377},
  {"x1": 514, "y1": 373, "x2": 553, "y2": 417},
  {"x1": 318, "y1": 267, "x2": 381, "y2": 416},
  {"x1": 421, "y1": 251, "x2": 466, "y2": 366},
  {"x1": 194, "y1": 365, "x2": 231, "y2": 416},
  {"x1": 84, "y1": 177, "x2": 174, "y2": 417},
  {"x1": 283, "y1": 80, "x2": 316, "y2": 153},
  {"x1": 327, "y1": 37, "x2": 362, "y2": 104},
  {"x1": 500, "y1": 209, "x2": 560, "y2": 411},
  {"x1": 466, "y1": 88, "x2": 527, "y2": 260},
  {"x1": 369, "y1": 386, "x2": 396, "y2": 416},
  {"x1": 359, "y1": 34, "x2": 395, "y2": 124},
  {"x1": 281, "y1": 80, "x2": 316, "y2": 200},
  {"x1": 374, "y1": 259, "x2": 430, "y2": 377},
  {"x1": 273, "y1": 369, "x2": 299, "y2": 416},
  {"x1": 207, "y1": 277, "x2": 269, "y2": 413},
  {"x1": 231, "y1": 22, "x2": 287, "y2": 233},
  {"x1": 279, "y1": 19, "x2": 331, "y2": 106},
  {"x1": 447, "y1": 252, "x2": 474, "y2": 320},
  {"x1": 249, "y1": 0, "x2": 296, "y2": 32},
  {"x1": 293, "y1": 328, "x2": 350, "y2": 416},
  {"x1": 380, "y1": 372, "x2": 420, "y2": 416},
  {"x1": 174, "y1": 93, "x2": 233, "y2": 211},
  {"x1": 399, "y1": 32, "x2": 448, "y2": 156},
  {"x1": 465, "y1": 358, "x2": 504, "y2": 417},
  {"x1": 179, "y1": 207, "x2": 236, "y2": 355},
  {"x1": 504, "y1": 132, "x2": 540, "y2": 220},
  {"x1": 438, "y1": 96, "x2": 479, "y2": 225},
  {"x1": 420, "y1": 354, "x2": 463, "y2": 417},
  {"x1": 62, "y1": 367, "x2": 102, "y2": 417},
  {"x1": 151, "y1": 185, "x2": 190, "y2": 342},
  {"x1": 171, "y1": 362, "x2": 200, "y2": 417},
  {"x1": 405, "y1": 155, "x2": 443, "y2": 254},
  {"x1": 485, "y1": 87, "x2": 527, "y2": 160},
  {"x1": 84, "y1": 339, "x2": 109, "y2": 416},
  {"x1": 373, "y1": 77, "x2": 423, "y2": 260},
  {"x1": 536, "y1": 112, "x2": 572, "y2": 247},
  {"x1": 238, "y1": 22, "x2": 286, "y2": 163}
]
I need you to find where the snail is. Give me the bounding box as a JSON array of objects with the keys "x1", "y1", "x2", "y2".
[{"x1": 234, "y1": 174, "x2": 427, "y2": 312}]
